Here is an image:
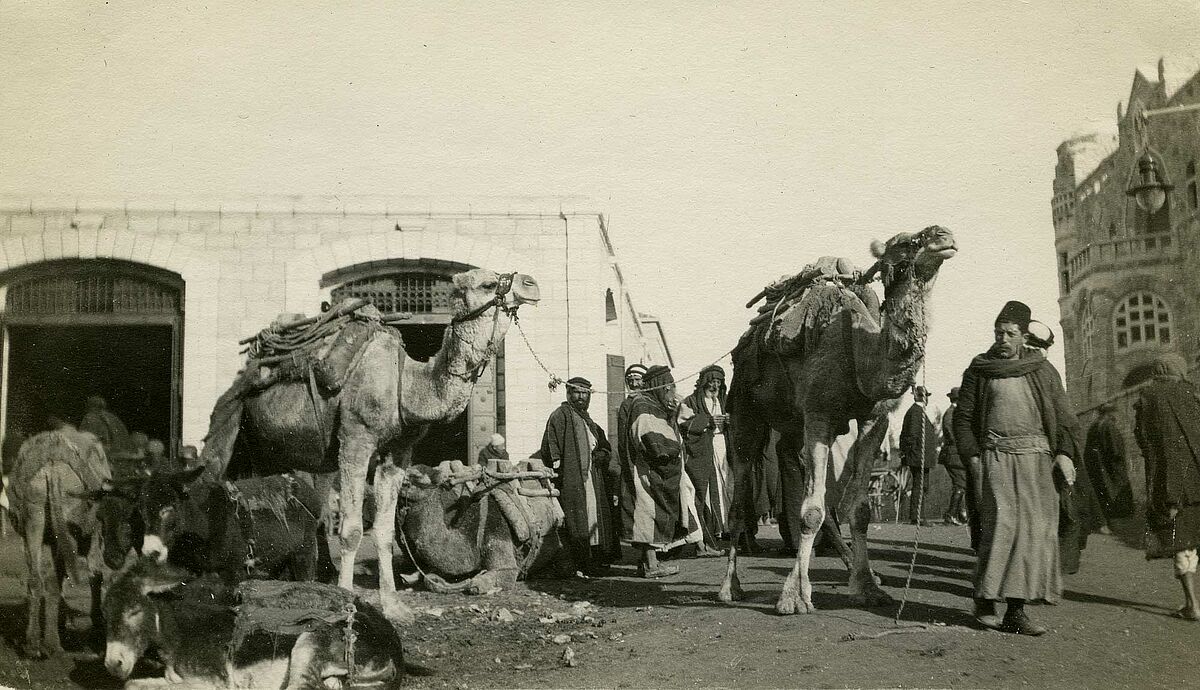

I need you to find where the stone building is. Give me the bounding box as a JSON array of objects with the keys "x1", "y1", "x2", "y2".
[
  {"x1": 0, "y1": 195, "x2": 671, "y2": 462},
  {"x1": 1052, "y1": 59, "x2": 1200, "y2": 489}
]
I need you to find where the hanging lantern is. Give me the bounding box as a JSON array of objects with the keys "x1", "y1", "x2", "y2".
[{"x1": 1125, "y1": 152, "x2": 1173, "y2": 213}]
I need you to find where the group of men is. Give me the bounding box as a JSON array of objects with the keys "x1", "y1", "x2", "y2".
[{"x1": 539, "y1": 364, "x2": 713, "y2": 579}]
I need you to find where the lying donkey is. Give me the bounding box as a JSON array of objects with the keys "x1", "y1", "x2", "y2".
[{"x1": 102, "y1": 557, "x2": 404, "y2": 689}]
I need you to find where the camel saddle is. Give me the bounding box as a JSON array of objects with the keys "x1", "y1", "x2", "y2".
[
  {"x1": 731, "y1": 256, "x2": 881, "y2": 396},
  {"x1": 243, "y1": 298, "x2": 395, "y2": 397},
  {"x1": 435, "y1": 458, "x2": 564, "y2": 576}
]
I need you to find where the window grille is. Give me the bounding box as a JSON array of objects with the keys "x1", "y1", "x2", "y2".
[
  {"x1": 1114, "y1": 292, "x2": 1172, "y2": 350},
  {"x1": 6, "y1": 274, "x2": 179, "y2": 315},
  {"x1": 331, "y1": 274, "x2": 455, "y2": 314}
]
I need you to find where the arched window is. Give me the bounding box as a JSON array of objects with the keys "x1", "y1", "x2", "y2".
[
  {"x1": 1079, "y1": 302, "x2": 1094, "y2": 361},
  {"x1": 1114, "y1": 292, "x2": 1172, "y2": 350}
]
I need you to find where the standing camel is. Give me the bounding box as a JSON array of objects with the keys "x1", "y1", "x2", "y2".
[
  {"x1": 6, "y1": 428, "x2": 111, "y2": 657},
  {"x1": 168, "y1": 268, "x2": 539, "y2": 622},
  {"x1": 720, "y1": 226, "x2": 957, "y2": 614}
]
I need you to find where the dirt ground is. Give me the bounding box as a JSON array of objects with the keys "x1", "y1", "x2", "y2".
[{"x1": 0, "y1": 517, "x2": 1192, "y2": 689}]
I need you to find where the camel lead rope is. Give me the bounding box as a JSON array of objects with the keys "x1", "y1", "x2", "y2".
[{"x1": 894, "y1": 372, "x2": 927, "y2": 625}]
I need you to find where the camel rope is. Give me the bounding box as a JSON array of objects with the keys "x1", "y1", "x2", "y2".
[
  {"x1": 511, "y1": 316, "x2": 735, "y2": 395},
  {"x1": 893, "y1": 367, "x2": 928, "y2": 625}
]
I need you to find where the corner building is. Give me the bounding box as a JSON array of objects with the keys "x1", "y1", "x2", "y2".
[{"x1": 1052, "y1": 59, "x2": 1200, "y2": 491}]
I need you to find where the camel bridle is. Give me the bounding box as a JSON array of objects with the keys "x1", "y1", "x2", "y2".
[{"x1": 450, "y1": 272, "x2": 521, "y2": 325}]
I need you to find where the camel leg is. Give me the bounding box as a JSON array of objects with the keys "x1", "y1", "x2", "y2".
[
  {"x1": 843, "y1": 417, "x2": 894, "y2": 606},
  {"x1": 372, "y1": 457, "x2": 413, "y2": 623},
  {"x1": 335, "y1": 436, "x2": 373, "y2": 592},
  {"x1": 777, "y1": 424, "x2": 830, "y2": 615},
  {"x1": 718, "y1": 414, "x2": 766, "y2": 603}
]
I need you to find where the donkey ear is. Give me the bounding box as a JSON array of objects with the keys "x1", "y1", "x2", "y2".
[{"x1": 139, "y1": 564, "x2": 192, "y2": 595}]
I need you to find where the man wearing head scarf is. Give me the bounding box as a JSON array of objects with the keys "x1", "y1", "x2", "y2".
[
  {"x1": 677, "y1": 365, "x2": 733, "y2": 556},
  {"x1": 620, "y1": 365, "x2": 703, "y2": 578},
  {"x1": 79, "y1": 395, "x2": 132, "y2": 455},
  {"x1": 901, "y1": 386, "x2": 940, "y2": 525},
  {"x1": 940, "y1": 387, "x2": 969, "y2": 526},
  {"x1": 953, "y1": 300, "x2": 1082, "y2": 635},
  {"x1": 1134, "y1": 353, "x2": 1200, "y2": 620},
  {"x1": 614, "y1": 364, "x2": 647, "y2": 556},
  {"x1": 475, "y1": 433, "x2": 509, "y2": 466},
  {"x1": 1084, "y1": 402, "x2": 1135, "y2": 533},
  {"x1": 539, "y1": 377, "x2": 615, "y2": 576}
]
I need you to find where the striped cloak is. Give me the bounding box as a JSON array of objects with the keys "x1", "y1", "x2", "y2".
[{"x1": 620, "y1": 393, "x2": 703, "y2": 548}]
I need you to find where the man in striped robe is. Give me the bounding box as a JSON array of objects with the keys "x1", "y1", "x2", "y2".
[{"x1": 620, "y1": 365, "x2": 703, "y2": 578}]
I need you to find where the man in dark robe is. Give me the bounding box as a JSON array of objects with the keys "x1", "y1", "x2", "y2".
[
  {"x1": 678, "y1": 365, "x2": 732, "y2": 556},
  {"x1": 940, "y1": 387, "x2": 969, "y2": 525},
  {"x1": 901, "y1": 386, "x2": 939, "y2": 525},
  {"x1": 1084, "y1": 402, "x2": 1135, "y2": 533},
  {"x1": 1134, "y1": 353, "x2": 1200, "y2": 620},
  {"x1": 540, "y1": 377, "x2": 615, "y2": 576},
  {"x1": 954, "y1": 301, "x2": 1081, "y2": 636},
  {"x1": 620, "y1": 365, "x2": 702, "y2": 577}
]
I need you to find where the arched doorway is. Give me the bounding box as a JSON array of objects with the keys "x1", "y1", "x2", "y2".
[
  {"x1": 324, "y1": 259, "x2": 502, "y2": 465},
  {"x1": 0, "y1": 259, "x2": 184, "y2": 452}
]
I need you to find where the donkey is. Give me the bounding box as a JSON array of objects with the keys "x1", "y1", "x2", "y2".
[
  {"x1": 103, "y1": 557, "x2": 404, "y2": 688},
  {"x1": 135, "y1": 468, "x2": 322, "y2": 585},
  {"x1": 5, "y1": 429, "x2": 111, "y2": 658}
]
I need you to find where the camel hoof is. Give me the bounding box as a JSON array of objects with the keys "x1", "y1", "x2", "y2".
[
  {"x1": 381, "y1": 592, "x2": 416, "y2": 625},
  {"x1": 775, "y1": 592, "x2": 815, "y2": 615},
  {"x1": 717, "y1": 582, "x2": 744, "y2": 603},
  {"x1": 853, "y1": 586, "x2": 896, "y2": 608}
]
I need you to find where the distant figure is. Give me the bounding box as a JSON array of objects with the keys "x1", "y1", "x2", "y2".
[
  {"x1": 146, "y1": 439, "x2": 176, "y2": 475},
  {"x1": 900, "y1": 386, "x2": 939, "y2": 525},
  {"x1": 540, "y1": 377, "x2": 616, "y2": 576},
  {"x1": 475, "y1": 434, "x2": 509, "y2": 466},
  {"x1": 1134, "y1": 353, "x2": 1200, "y2": 621},
  {"x1": 179, "y1": 445, "x2": 200, "y2": 469},
  {"x1": 940, "y1": 387, "x2": 968, "y2": 525},
  {"x1": 1084, "y1": 402, "x2": 1135, "y2": 533},
  {"x1": 79, "y1": 396, "x2": 131, "y2": 454}
]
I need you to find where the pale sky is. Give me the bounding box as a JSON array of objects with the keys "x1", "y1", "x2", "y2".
[{"x1": 2, "y1": 2, "x2": 1198, "y2": 409}]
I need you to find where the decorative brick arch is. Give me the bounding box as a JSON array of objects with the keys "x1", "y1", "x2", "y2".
[
  {"x1": 0, "y1": 225, "x2": 221, "y2": 447},
  {"x1": 312, "y1": 231, "x2": 519, "y2": 280}
]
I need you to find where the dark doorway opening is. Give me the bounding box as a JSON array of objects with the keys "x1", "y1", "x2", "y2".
[
  {"x1": 398, "y1": 323, "x2": 468, "y2": 465},
  {"x1": 6, "y1": 325, "x2": 174, "y2": 444}
]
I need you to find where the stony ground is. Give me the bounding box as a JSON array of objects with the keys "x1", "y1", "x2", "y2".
[{"x1": 0, "y1": 517, "x2": 1193, "y2": 689}]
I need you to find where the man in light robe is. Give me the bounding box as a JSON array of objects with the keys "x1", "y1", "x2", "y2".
[{"x1": 678, "y1": 365, "x2": 733, "y2": 556}]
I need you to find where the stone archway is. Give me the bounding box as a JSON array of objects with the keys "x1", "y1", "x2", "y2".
[
  {"x1": 0, "y1": 259, "x2": 184, "y2": 452},
  {"x1": 321, "y1": 258, "x2": 503, "y2": 464}
]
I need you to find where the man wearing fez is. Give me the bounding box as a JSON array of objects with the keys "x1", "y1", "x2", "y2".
[
  {"x1": 953, "y1": 300, "x2": 1081, "y2": 635},
  {"x1": 620, "y1": 365, "x2": 703, "y2": 578},
  {"x1": 540, "y1": 377, "x2": 616, "y2": 576}
]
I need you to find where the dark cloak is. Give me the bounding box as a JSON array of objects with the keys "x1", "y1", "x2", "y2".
[{"x1": 539, "y1": 402, "x2": 614, "y2": 554}]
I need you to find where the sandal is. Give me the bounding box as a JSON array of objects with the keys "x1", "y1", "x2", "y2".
[{"x1": 638, "y1": 564, "x2": 679, "y2": 579}]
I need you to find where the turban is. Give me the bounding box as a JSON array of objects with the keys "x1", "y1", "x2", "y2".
[
  {"x1": 995, "y1": 300, "x2": 1032, "y2": 331},
  {"x1": 625, "y1": 363, "x2": 648, "y2": 377},
  {"x1": 1152, "y1": 352, "x2": 1189, "y2": 379},
  {"x1": 566, "y1": 376, "x2": 593, "y2": 391},
  {"x1": 642, "y1": 365, "x2": 674, "y2": 389},
  {"x1": 1026, "y1": 320, "x2": 1055, "y2": 349}
]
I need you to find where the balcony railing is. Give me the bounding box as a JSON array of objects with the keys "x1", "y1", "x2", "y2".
[{"x1": 1067, "y1": 231, "x2": 1179, "y2": 288}]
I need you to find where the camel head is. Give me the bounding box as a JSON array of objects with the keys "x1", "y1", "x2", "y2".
[
  {"x1": 398, "y1": 464, "x2": 451, "y2": 503},
  {"x1": 449, "y1": 269, "x2": 540, "y2": 324},
  {"x1": 868, "y1": 225, "x2": 957, "y2": 285}
]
